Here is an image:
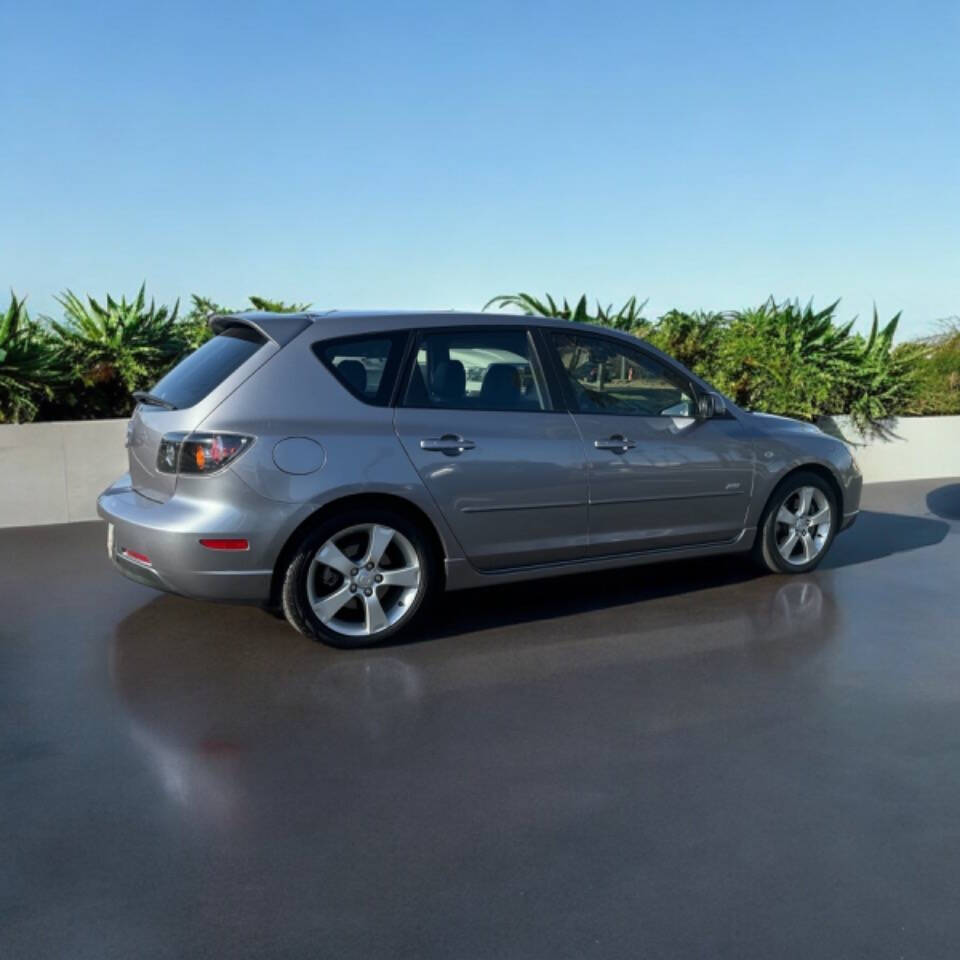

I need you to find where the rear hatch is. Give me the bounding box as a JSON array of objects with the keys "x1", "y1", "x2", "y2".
[{"x1": 127, "y1": 319, "x2": 284, "y2": 502}]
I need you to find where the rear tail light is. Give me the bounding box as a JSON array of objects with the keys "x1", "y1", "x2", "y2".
[{"x1": 157, "y1": 432, "x2": 253, "y2": 475}]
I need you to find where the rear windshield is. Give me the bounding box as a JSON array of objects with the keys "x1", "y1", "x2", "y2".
[{"x1": 150, "y1": 327, "x2": 266, "y2": 409}]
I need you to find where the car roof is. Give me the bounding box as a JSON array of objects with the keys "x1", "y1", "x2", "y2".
[
  {"x1": 210, "y1": 310, "x2": 608, "y2": 339},
  {"x1": 210, "y1": 308, "x2": 659, "y2": 354},
  {"x1": 211, "y1": 309, "x2": 585, "y2": 345},
  {"x1": 311, "y1": 309, "x2": 565, "y2": 326}
]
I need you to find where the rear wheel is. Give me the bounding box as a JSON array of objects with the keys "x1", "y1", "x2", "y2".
[
  {"x1": 754, "y1": 471, "x2": 838, "y2": 574},
  {"x1": 282, "y1": 507, "x2": 437, "y2": 648}
]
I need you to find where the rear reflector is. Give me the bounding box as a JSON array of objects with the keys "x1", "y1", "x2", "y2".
[
  {"x1": 122, "y1": 549, "x2": 152, "y2": 566},
  {"x1": 199, "y1": 538, "x2": 249, "y2": 551}
]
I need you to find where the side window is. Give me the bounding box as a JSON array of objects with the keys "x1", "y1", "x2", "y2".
[
  {"x1": 550, "y1": 332, "x2": 696, "y2": 417},
  {"x1": 402, "y1": 329, "x2": 548, "y2": 411},
  {"x1": 314, "y1": 333, "x2": 406, "y2": 406}
]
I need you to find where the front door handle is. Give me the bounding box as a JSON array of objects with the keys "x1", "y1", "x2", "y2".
[
  {"x1": 594, "y1": 434, "x2": 636, "y2": 453},
  {"x1": 420, "y1": 434, "x2": 476, "y2": 456}
]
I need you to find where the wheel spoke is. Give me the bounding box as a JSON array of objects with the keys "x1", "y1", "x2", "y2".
[
  {"x1": 796, "y1": 486, "x2": 814, "y2": 516},
  {"x1": 314, "y1": 541, "x2": 354, "y2": 577},
  {"x1": 365, "y1": 525, "x2": 395, "y2": 566},
  {"x1": 364, "y1": 593, "x2": 389, "y2": 634},
  {"x1": 776, "y1": 505, "x2": 797, "y2": 526},
  {"x1": 378, "y1": 564, "x2": 420, "y2": 588},
  {"x1": 312, "y1": 584, "x2": 354, "y2": 623},
  {"x1": 799, "y1": 532, "x2": 813, "y2": 562},
  {"x1": 809, "y1": 505, "x2": 831, "y2": 526},
  {"x1": 779, "y1": 529, "x2": 798, "y2": 559}
]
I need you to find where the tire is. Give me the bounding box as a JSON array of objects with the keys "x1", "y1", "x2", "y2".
[
  {"x1": 281, "y1": 506, "x2": 437, "y2": 649},
  {"x1": 753, "y1": 470, "x2": 839, "y2": 575}
]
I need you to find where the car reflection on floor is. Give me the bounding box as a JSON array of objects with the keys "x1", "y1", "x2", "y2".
[{"x1": 109, "y1": 571, "x2": 833, "y2": 825}]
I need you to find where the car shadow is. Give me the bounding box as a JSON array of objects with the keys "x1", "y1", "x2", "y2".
[
  {"x1": 418, "y1": 507, "x2": 949, "y2": 641},
  {"x1": 926, "y1": 482, "x2": 960, "y2": 522},
  {"x1": 820, "y1": 508, "x2": 949, "y2": 569},
  {"x1": 421, "y1": 553, "x2": 762, "y2": 642}
]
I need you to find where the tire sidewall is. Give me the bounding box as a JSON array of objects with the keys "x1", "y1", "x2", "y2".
[
  {"x1": 283, "y1": 506, "x2": 437, "y2": 648},
  {"x1": 759, "y1": 471, "x2": 839, "y2": 574}
]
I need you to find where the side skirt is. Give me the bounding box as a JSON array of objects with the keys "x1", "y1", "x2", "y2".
[{"x1": 443, "y1": 528, "x2": 755, "y2": 592}]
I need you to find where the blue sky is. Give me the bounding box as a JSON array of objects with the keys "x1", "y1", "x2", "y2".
[{"x1": 2, "y1": 0, "x2": 957, "y2": 337}]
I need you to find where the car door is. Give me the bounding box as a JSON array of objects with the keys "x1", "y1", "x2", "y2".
[
  {"x1": 393, "y1": 326, "x2": 589, "y2": 571},
  {"x1": 545, "y1": 329, "x2": 755, "y2": 555}
]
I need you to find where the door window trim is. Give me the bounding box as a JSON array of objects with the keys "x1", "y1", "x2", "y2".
[
  {"x1": 395, "y1": 325, "x2": 562, "y2": 413},
  {"x1": 540, "y1": 327, "x2": 702, "y2": 418}
]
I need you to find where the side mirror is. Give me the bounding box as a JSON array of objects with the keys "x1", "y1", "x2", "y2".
[{"x1": 697, "y1": 392, "x2": 725, "y2": 419}]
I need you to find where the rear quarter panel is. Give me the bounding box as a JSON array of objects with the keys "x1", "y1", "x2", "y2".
[{"x1": 197, "y1": 321, "x2": 466, "y2": 563}]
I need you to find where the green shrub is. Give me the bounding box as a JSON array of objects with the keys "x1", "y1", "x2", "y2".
[
  {"x1": 906, "y1": 320, "x2": 960, "y2": 415},
  {"x1": 486, "y1": 291, "x2": 917, "y2": 431},
  {"x1": 0, "y1": 293, "x2": 67, "y2": 424},
  {"x1": 177, "y1": 295, "x2": 224, "y2": 351},
  {"x1": 247, "y1": 296, "x2": 311, "y2": 313},
  {"x1": 0, "y1": 283, "x2": 954, "y2": 426},
  {"x1": 35, "y1": 289, "x2": 314, "y2": 419},
  {"x1": 44, "y1": 284, "x2": 183, "y2": 419},
  {"x1": 645, "y1": 309, "x2": 729, "y2": 377},
  {"x1": 708, "y1": 301, "x2": 915, "y2": 430},
  {"x1": 836, "y1": 309, "x2": 922, "y2": 428},
  {"x1": 179, "y1": 294, "x2": 313, "y2": 351},
  {"x1": 485, "y1": 292, "x2": 649, "y2": 333},
  {"x1": 708, "y1": 299, "x2": 856, "y2": 423}
]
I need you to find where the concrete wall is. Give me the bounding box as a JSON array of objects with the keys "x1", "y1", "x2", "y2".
[
  {"x1": 0, "y1": 419, "x2": 128, "y2": 527},
  {"x1": 0, "y1": 415, "x2": 958, "y2": 528},
  {"x1": 820, "y1": 415, "x2": 960, "y2": 483}
]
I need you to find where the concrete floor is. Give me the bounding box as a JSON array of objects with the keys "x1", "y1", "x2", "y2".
[{"x1": 2, "y1": 478, "x2": 960, "y2": 959}]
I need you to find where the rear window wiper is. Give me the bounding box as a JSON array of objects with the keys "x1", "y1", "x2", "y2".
[{"x1": 132, "y1": 391, "x2": 178, "y2": 411}]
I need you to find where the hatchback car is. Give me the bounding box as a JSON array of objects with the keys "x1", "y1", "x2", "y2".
[{"x1": 98, "y1": 310, "x2": 862, "y2": 647}]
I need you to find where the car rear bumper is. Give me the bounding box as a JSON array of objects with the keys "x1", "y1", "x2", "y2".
[{"x1": 97, "y1": 473, "x2": 308, "y2": 603}]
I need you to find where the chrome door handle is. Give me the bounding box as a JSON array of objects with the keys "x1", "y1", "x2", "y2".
[
  {"x1": 594, "y1": 435, "x2": 636, "y2": 452},
  {"x1": 420, "y1": 434, "x2": 476, "y2": 456}
]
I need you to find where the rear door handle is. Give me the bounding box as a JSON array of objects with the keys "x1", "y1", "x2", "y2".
[
  {"x1": 420, "y1": 434, "x2": 476, "y2": 456},
  {"x1": 594, "y1": 435, "x2": 636, "y2": 453}
]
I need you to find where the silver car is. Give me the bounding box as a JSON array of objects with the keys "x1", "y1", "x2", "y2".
[{"x1": 98, "y1": 310, "x2": 862, "y2": 648}]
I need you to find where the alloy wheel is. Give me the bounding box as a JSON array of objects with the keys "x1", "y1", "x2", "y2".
[
  {"x1": 774, "y1": 485, "x2": 832, "y2": 566},
  {"x1": 306, "y1": 523, "x2": 422, "y2": 638}
]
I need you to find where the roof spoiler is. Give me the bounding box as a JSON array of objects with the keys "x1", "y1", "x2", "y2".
[{"x1": 209, "y1": 311, "x2": 314, "y2": 347}]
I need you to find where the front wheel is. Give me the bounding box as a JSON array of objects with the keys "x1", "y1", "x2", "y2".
[
  {"x1": 282, "y1": 507, "x2": 437, "y2": 648},
  {"x1": 754, "y1": 471, "x2": 838, "y2": 574}
]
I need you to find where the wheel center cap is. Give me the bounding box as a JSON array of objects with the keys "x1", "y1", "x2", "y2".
[
  {"x1": 354, "y1": 570, "x2": 374, "y2": 589},
  {"x1": 797, "y1": 517, "x2": 809, "y2": 533}
]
